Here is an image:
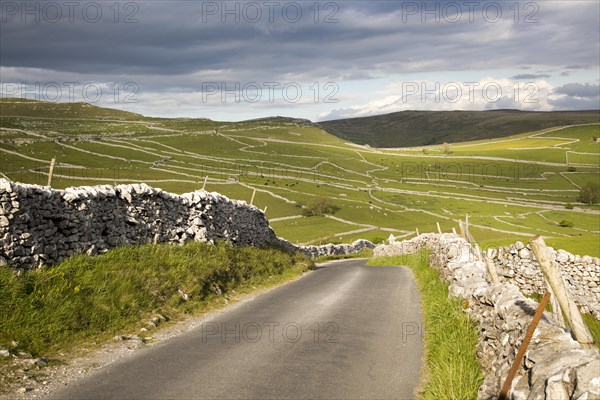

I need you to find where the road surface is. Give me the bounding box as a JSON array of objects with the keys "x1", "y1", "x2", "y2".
[{"x1": 50, "y1": 259, "x2": 423, "y2": 400}]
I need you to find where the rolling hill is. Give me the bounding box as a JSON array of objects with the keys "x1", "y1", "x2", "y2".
[
  {"x1": 318, "y1": 110, "x2": 600, "y2": 148},
  {"x1": 1, "y1": 99, "x2": 599, "y2": 256}
]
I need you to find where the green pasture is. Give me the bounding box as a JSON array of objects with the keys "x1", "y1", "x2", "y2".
[{"x1": 1, "y1": 99, "x2": 598, "y2": 257}]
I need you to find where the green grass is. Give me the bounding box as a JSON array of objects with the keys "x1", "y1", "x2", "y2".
[
  {"x1": 544, "y1": 234, "x2": 600, "y2": 258},
  {"x1": 583, "y1": 314, "x2": 600, "y2": 349},
  {"x1": 270, "y1": 216, "x2": 358, "y2": 244},
  {"x1": 0, "y1": 242, "x2": 312, "y2": 359},
  {"x1": 369, "y1": 251, "x2": 483, "y2": 400}
]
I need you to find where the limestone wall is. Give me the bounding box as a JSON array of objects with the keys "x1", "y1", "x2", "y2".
[
  {"x1": 375, "y1": 235, "x2": 600, "y2": 318},
  {"x1": 0, "y1": 180, "x2": 373, "y2": 269},
  {"x1": 486, "y1": 242, "x2": 600, "y2": 317}
]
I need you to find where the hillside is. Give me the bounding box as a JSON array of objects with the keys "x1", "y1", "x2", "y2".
[
  {"x1": 318, "y1": 110, "x2": 600, "y2": 148},
  {"x1": 0, "y1": 99, "x2": 143, "y2": 120},
  {"x1": 1, "y1": 99, "x2": 599, "y2": 256}
]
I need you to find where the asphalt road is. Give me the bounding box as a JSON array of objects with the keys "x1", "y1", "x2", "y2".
[{"x1": 50, "y1": 259, "x2": 424, "y2": 400}]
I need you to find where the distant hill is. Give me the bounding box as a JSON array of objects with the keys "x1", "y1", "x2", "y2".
[
  {"x1": 318, "y1": 110, "x2": 600, "y2": 148},
  {"x1": 242, "y1": 116, "x2": 315, "y2": 125},
  {"x1": 0, "y1": 99, "x2": 143, "y2": 120}
]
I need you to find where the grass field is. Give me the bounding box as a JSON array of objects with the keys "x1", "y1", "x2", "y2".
[{"x1": 1, "y1": 99, "x2": 599, "y2": 257}]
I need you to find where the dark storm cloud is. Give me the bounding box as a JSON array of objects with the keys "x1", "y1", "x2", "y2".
[
  {"x1": 554, "y1": 83, "x2": 600, "y2": 98},
  {"x1": 548, "y1": 96, "x2": 600, "y2": 110},
  {"x1": 510, "y1": 73, "x2": 551, "y2": 80},
  {"x1": 546, "y1": 83, "x2": 600, "y2": 111},
  {"x1": 1, "y1": 1, "x2": 599, "y2": 86}
]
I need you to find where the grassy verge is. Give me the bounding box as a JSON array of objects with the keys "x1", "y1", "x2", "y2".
[
  {"x1": 369, "y1": 250, "x2": 483, "y2": 400},
  {"x1": 0, "y1": 242, "x2": 313, "y2": 360},
  {"x1": 582, "y1": 314, "x2": 600, "y2": 348}
]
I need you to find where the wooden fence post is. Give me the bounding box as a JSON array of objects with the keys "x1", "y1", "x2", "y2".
[
  {"x1": 202, "y1": 176, "x2": 208, "y2": 190},
  {"x1": 530, "y1": 236, "x2": 593, "y2": 345},
  {"x1": 458, "y1": 220, "x2": 466, "y2": 240},
  {"x1": 416, "y1": 228, "x2": 420, "y2": 236},
  {"x1": 499, "y1": 292, "x2": 551, "y2": 400},
  {"x1": 47, "y1": 158, "x2": 56, "y2": 188},
  {"x1": 545, "y1": 281, "x2": 566, "y2": 328},
  {"x1": 250, "y1": 188, "x2": 256, "y2": 206},
  {"x1": 482, "y1": 252, "x2": 500, "y2": 284},
  {"x1": 436, "y1": 222, "x2": 442, "y2": 235}
]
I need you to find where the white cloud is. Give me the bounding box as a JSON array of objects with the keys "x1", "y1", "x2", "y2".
[{"x1": 320, "y1": 77, "x2": 557, "y2": 120}]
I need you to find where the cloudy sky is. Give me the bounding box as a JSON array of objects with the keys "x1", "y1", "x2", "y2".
[{"x1": 1, "y1": 1, "x2": 599, "y2": 121}]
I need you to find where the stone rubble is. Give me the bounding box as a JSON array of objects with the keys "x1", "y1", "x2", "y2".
[
  {"x1": 375, "y1": 233, "x2": 600, "y2": 400},
  {"x1": 0, "y1": 179, "x2": 374, "y2": 270}
]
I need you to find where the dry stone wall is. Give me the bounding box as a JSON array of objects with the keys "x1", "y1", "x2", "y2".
[
  {"x1": 0, "y1": 180, "x2": 373, "y2": 269},
  {"x1": 486, "y1": 242, "x2": 600, "y2": 318},
  {"x1": 375, "y1": 235, "x2": 600, "y2": 318},
  {"x1": 375, "y1": 234, "x2": 600, "y2": 400}
]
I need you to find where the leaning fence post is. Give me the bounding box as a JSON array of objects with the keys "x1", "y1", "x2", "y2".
[
  {"x1": 436, "y1": 222, "x2": 442, "y2": 235},
  {"x1": 250, "y1": 189, "x2": 256, "y2": 206},
  {"x1": 530, "y1": 236, "x2": 593, "y2": 345},
  {"x1": 499, "y1": 292, "x2": 551, "y2": 400}
]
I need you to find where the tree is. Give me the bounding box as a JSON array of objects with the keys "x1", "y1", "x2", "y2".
[
  {"x1": 578, "y1": 181, "x2": 600, "y2": 205},
  {"x1": 442, "y1": 142, "x2": 452, "y2": 155},
  {"x1": 559, "y1": 220, "x2": 574, "y2": 228},
  {"x1": 302, "y1": 197, "x2": 339, "y2": 217}
]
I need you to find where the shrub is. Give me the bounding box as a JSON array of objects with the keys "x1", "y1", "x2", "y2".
[
  {"x1": 559, "y1": 219, "x2": 574, "y2": 228},
  {"x1": 565, "y1": 203, "x2": 574, "y2": 209},
  {"x1": 302, "y1": 197, "x2": 339, "y2": 217},
  {"x1": 567, "y1": 166, "x2": 577, "y2": 172}
]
